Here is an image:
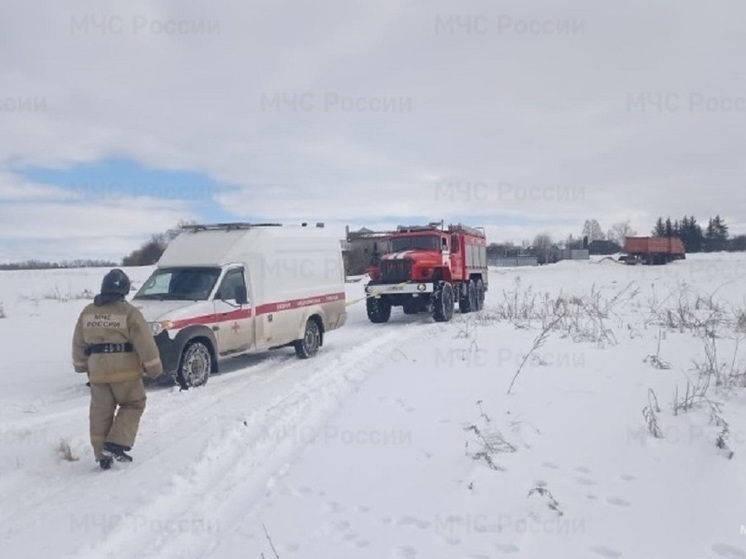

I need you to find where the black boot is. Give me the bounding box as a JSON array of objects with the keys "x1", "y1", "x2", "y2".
[
  {"x1": 99, "y1": 456, "x2": 113, "y2": 470},
  {"x1": 102, "y1": 442, "x2": 133, "y2": 462}
]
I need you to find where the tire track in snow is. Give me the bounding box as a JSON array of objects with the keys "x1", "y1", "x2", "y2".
[
  {"x1": 70, "y1": 322, "x2": 428, "y2": 559},
  {"x1": 0, "y1": 353, "x2": 302, "y2": 532}
]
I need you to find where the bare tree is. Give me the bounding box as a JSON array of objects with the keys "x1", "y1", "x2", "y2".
[
  {"x1": 166, "y1": 219, "x2": 198, "y2": 241},
  {"x1": 607, "y1": 220, "x2": 636, "y2": 245},
  {"x1": 532, "y1": 233, "x2": 553, "y2": 250},
  {"x1": 531, "y1": 233, "x2": 554, "y2": 263},
  {"x1": 582, "y1": 219, "x2": 605, "y2": 243}
]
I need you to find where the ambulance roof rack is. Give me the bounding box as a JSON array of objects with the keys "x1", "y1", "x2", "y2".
[{"x1": 181, "y1": 222, "x2": 283, "y2": 232}]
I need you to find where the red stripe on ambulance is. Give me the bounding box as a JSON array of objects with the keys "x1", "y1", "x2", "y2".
[
  {"x1": 169, "y1": 292, "x2": 345, "y2": 330},
  {"x1": 170, "y1": 308, "x2": 253, "y2": 330},
  {"x1": 255, "y1": 292, "x2": 345, "y2": 315}
]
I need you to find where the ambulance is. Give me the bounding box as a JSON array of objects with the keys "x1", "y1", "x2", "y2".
[{"x1": 131, "y1": 222, "x2": 347, "y2": 387}]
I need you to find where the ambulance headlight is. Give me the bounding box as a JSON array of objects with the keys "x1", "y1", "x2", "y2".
[{"x1": 150, "y1": 321, "x2": 172, "y2": 336}]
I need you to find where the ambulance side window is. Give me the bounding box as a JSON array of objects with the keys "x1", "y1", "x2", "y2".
[{"x1": 216, "y1": 268, "x2": 247, "y2": 302}]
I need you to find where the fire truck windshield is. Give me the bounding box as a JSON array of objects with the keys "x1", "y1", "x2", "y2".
[{"x1": 390, "y1": 235, "x2": 440, "y2": 252}]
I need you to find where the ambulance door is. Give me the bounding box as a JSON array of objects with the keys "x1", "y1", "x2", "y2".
[{"x1": 213, "y1": 266, "x2": 255, "y2": 355}]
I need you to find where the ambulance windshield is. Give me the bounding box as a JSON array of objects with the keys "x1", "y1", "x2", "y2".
[{"x1": 134, "y1": 267, "x2": 222, "y2": 301}]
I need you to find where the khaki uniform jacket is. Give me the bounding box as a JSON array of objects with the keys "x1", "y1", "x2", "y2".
[{"x1": 72, "y1": 300, "x2": 163, "y2": 384}]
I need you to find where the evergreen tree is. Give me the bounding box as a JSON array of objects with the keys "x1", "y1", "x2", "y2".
[
  {"x1": 685, "y1": 215, "x2": 704, "y2": 252},
  {"x1": 680, "y1": 216, "x2": 690, "y2": 239},
  {"x1": 729, "y1": 235, "x2": 746, "y2": 251},
  {"x1": 652, "y1": 217, "x2": 666, "y2": 237},
  {"x1": 705, "y1": 215, "x2": 729, "y2": 251},
  {"x1": 714, "y1": 215, "x2": 729, "y2": 241}
]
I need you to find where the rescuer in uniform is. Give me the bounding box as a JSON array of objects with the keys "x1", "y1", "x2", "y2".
[{"x1": 72, "y1": 269, "x2": 163, "y2": 470}]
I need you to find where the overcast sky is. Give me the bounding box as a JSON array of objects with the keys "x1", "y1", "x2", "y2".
[{"x1": 1, "y1": 0, "x2": 744, "y2": 262}]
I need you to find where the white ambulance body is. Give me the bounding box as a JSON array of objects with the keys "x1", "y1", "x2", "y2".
[{"x1": 131, "y1": 223, "x2": 347, "y2": 387}]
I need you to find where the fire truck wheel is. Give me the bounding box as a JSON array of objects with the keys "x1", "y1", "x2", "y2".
[
  {"x1": 366, "y1": 296, "x2": 392, "y2": 323},
  {"x1": 475, "y1": 278, "x2": 485, "y2": 311},
  {"x1": 433, "y1": 282, "x2": 455, "y2": 322},
  {"x1": 460, "y1": 280, "x2": 478, "y2": 313}
]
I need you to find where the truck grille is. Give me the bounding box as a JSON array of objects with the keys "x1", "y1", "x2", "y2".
[{"x1": 381, "y1": 259, "x2": 413, "y2": 283}]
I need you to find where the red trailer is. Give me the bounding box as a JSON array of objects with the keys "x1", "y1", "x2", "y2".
[{"x1": 623, "y1": 236, "x2": 685, "y2": 265}]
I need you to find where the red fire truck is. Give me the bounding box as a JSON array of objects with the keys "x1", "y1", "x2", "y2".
[{"x1": 364, "y1": 222, "x2": 488, "y2": 323}]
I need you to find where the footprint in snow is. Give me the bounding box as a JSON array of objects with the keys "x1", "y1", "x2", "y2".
[
  {"x1": 495, "y1": 543, "x2": 520, "y2": 554},
  {"x1": 324, "y1": 501, "x2": 345, "y2": 513},
  {"x1": 606, "y1": 496, "x2": 631, "y2": 507},
  {"x1": 575, "y1": 466, "x2": 592, "y2": 474},
  {"x1": 712, "y1": 544, "x2": 746, "y2": 558},
  {"x1": 590, "y1": 545, "x2": 622, "y2": 558},
  {"x1": 389, "y1": 545, "x2": 418, "y2": 558},
  {"x1": 619, "y1": 474, "x2": 635, "y2": 482},
  {"x1": 575, "y1": 477, "x2": 597, "y2": 486},
  {"x1": 541, "y1": 462, "x2": 559, "y2": 470},
  {"x1": 397, "y1": 516, "x2": 431, "y2": 530},
  {"x1": 332, "y1": 520, "x2": 351, "y2": 531}
]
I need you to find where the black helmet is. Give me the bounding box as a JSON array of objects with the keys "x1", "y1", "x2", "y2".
[{"x1": 101, "y1": 268, "x2": 131, "y2": 296}]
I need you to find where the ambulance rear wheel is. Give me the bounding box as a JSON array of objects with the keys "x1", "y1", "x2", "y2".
[{"x1": 295, "y1": 319, "x2": 321, "y2": 358}]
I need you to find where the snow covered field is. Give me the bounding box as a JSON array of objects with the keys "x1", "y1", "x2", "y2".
[{"x1": 1, "y1": 254, "x2": 746, "y2": 559}]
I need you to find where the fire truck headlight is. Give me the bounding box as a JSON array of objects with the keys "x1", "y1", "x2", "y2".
[{"x1": 417, "y1": 284, "x2": 427, "y2": 292}]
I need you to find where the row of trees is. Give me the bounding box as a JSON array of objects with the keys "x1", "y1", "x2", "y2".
[
  {"x1": 555, "y1": 216, "x2": 744, "y2": 254},
  {"x1": 0, "y1": 221, "x2": 195, "y2": 270},
  {"x1": 489, "y1": 214, "x2": 745, "y2": 263},
  {"x1": 0, "y1": 259, "x2": 117, "y2": 270},
  {"x1": 651, "y1": 215, "x2": 745, "y2": 252},
  {"x1": 2, "y1": 214, "x2": 743, "y2": 271}
]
